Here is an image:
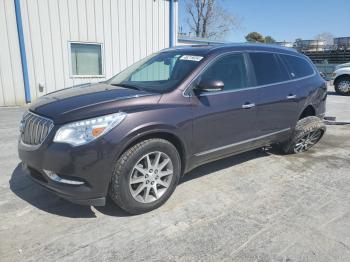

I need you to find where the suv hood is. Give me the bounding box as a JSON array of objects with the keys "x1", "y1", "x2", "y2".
[
  {"x1": 30, "y1": 83, "x2": 160, "y2": 124},
  {"x1": 335, "y1": 62, "x2": 350, "y2": 70}
]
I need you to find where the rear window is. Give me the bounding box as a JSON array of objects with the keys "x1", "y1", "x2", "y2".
[
  {"x1": 249, "y1": 52, "x2": 290, "y2": 85},
  {"x1": 280, "y1": 54, "x2": 314, "y2": 78}
]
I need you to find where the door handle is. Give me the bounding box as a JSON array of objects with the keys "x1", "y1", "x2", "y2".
[
  {"x1": 242, "y1": 103, "x2": 255, "y2": 109},
  {"x1": 286, "y1": 94, "x2": 297, "y2": 99}
]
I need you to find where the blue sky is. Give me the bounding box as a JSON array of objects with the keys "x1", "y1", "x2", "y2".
[{"x1": 178, "y1": 0, "x2": 350, "y2": 42}]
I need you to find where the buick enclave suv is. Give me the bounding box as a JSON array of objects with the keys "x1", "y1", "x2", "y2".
[{"x1": 18, "y1": 44, "x2": 327, "y2": 214}]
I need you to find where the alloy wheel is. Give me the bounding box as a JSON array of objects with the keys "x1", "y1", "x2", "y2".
[
  {"x1": 293, "y1": 130, "x2": 322, "y2": 153},
  {"x1": 129, "y1": 151, "x2": 174, "y2": 203},
  {"x1": 338, "y1": 80, "x2": 350, "y2": 93}
]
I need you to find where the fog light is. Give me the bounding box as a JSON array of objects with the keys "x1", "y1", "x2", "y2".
[{"x1": 43, "y1": 170, "x2": 84, "y2": 185}]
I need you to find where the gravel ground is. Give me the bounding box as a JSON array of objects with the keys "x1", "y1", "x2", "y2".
[{"x1": 0, "y1": 91, "x2": 349, "y2": 262}]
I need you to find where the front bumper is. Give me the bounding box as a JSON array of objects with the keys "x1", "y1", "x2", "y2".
[
  {"x1": 18, "y1": 127, "x2": 124, "y2": 206},
  {"x1": 21, "y1": 162, "x2": 106, "y2": 206}
]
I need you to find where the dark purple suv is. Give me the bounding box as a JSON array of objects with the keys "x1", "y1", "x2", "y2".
[{"x1": 18, "y1": 44, "x2": 327, "y2": 214}]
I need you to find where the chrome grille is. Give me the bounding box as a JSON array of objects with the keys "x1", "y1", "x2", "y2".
[{"x1": 20, "y1": 112, "x2": 54, "y2": 146}]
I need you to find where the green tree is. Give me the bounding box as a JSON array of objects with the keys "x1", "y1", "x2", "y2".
[
  {"x1": 264, "y1": 35, "x2": 276, "y2": 44},
  {"x1": 245, "y1": 32, "x2": 265, "y2": 43}
]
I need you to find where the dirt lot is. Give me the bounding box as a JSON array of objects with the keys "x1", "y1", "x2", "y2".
[{"x1": 0, "y1": 91, "x2": 349, "y2": 261}]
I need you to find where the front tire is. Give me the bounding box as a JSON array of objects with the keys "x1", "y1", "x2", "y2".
[
  {"x1": 334, "y1": 76, "x2": 350, "y2": 96},
  {"x1": 109, "y1": 138, "x2": 181, "y2": 214},
  {"x1": 282, "y1": 116, "x2": 326, "y2": 154}
]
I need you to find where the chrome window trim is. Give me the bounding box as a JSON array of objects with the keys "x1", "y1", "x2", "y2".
[
  {"x1": 182, "y1": 50, "x2": 316, "y2": 97},
  {"x1": 194, "y1": 128, "x2": 291, "y2": 157},
  {"x1": 20, "y1": 111, "x2": 54, "y2": 151}
]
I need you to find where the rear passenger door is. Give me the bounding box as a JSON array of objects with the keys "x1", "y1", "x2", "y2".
[{"x1": 249, "y1": 52, "x2": 299, "y2": 138}]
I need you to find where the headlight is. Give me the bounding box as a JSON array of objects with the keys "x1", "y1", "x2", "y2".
[{"x1": 53, "y1": 112, "x2": 126, "y2": 146}]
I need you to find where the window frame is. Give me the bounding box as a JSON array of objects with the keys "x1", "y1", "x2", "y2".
[
  {"x1": 247, "y1": 52, "x2": 292, "y2": 86},
  {"x1": 68, "y1": 41, "x2": 105, "y2": 78},
  {"x1": 183, "y1": 50, "x2": 316, "y2": 97},
  {"x1": 278, "y1": 53, "x2": 315, "y2": 79},
  {"x1": 185, "y1": 51, "x2": 254, "y2": 96},
  {"x1": 246, "y1": 51, "x2": 316, "y2": 88}
]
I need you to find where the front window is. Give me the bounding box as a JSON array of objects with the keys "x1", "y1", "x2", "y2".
[
  {"x1": 108, "y1": 51, "x2": 204, "y2": 93},
  {"x1": 198, "y1": 53, "x2": 248, "y2": 91}
]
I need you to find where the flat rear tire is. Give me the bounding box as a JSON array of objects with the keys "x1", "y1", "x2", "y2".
[{"x1": 282, "y1": 116, "x2": 326, "y2": 154}]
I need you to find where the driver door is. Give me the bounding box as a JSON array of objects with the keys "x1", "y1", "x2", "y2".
[{"x1": 190, "y1": 53, "x2": 259, "y2": 162}]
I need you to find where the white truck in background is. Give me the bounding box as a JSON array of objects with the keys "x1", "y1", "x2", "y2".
[{"x1": 332, "y1": 62, "x2": 350, "y2": 95}]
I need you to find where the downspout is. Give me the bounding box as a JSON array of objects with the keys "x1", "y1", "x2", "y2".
[
  {"x1": 169, "y1": 0, "x2": 175, "y2": 47},
  {"x1": 14, "y1": 0, "x2": 31, "y2": 103}
]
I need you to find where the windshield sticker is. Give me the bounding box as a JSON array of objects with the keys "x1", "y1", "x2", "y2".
[{"x1": 180, "y1": 55, "x2": 203, "y2": 62}]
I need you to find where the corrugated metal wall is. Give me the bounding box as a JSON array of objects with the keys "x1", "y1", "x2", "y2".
[
  {"x1": 0, "y1": 0, "x2": 177, "y2": 106},
  {"x1": 0, "y1": 0, "x2": 26, "y2": 106}
]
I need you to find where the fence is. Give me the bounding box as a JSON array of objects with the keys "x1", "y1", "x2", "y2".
[
  {"x1": 303, "y1": 50, "x2": 350, "y2": 64},
  {"x1": 314, "y1": 64, "x2": 337, "y2": 80}
]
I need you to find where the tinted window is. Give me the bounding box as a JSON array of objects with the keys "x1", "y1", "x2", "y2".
[
  {"x1": 200, "y1": 54, "x2": 248, "y2": 91},
  {"x1": 280, "y1": 54, "x2": 314, "y2": 78},
  {"x1": 249, "y1": 52, "x2": 290, "y2": 85}
]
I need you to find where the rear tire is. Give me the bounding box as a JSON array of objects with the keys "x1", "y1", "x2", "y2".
[
  {"x1": 109, "y1": 138, "x2": 181, "y2": 215},
  {"x1": 334, "y1": 76, "x2": 350, "y2": 96},
  {"x1": 282, "y1": 116, "x2": 326, "y2": 154}
]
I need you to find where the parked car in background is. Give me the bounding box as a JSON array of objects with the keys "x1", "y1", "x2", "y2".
[
  {"x1": 18, "y1": 44, "x2": 327, "y2": 214},
  {"x1": 335, "y1": 62, "x2": 350, "y2": 70},
  {"x1": 332, "y1": 62, "x2": 350, "y2": 95}
]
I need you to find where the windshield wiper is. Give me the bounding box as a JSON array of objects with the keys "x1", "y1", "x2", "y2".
[{"x1": 111, "y1": 83, "x2": 142, "y2": 91}]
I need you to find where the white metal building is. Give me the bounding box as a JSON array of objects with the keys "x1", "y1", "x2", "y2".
[{"x1": 0, "y1": 0, "x2": 178, "y2": 106}]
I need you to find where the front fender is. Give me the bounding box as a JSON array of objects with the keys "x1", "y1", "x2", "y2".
[
  {"x1": 124, "y1": 122, "x2": 181, "y2": 144},
  {"x1": 116, "y1": 122, "x2": 188, "y2": 161}
]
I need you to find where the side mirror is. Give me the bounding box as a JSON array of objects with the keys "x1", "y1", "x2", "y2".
[{"x1": 197, "y1": 79, "x2": 224, "y2": 92}]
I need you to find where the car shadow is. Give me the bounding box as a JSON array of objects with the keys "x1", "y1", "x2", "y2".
[
  {"x1": 180, "y1": 147, "x2": 278, "y2": 184},
  {"x1": 9, "y1": 164, "x2": 129, "y2": 218},
  {"x1": 327, "y1": 91, "x2": 347, "y2": 97},
  {"x1": 10, "y1": 147, "x2": 281, "y2": 218},
  {"x1": 327, "y1": 91, "x2": 338, "y2": 96}
]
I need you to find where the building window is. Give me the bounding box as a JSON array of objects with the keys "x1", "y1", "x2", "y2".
[{"x1": 70, "y1": 42, "x2": 103, "y2": 77}]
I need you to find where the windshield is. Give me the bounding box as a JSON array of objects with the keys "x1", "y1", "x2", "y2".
[{"x1": 107, "y1": 51, "x2": 205, "y2": 93}]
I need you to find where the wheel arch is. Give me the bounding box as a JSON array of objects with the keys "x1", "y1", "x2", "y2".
[
  {"x1": 299, "y1": 104, "x2": 316, "y2": 120},
  {"x1": 334, "y1": 74, "x2": 350, "y2": 84},
  {"x1": 118, "y1": 128, "x2": 187, "y2": 175}
]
